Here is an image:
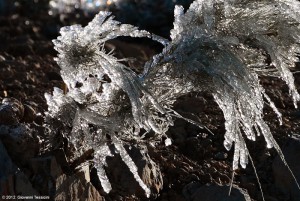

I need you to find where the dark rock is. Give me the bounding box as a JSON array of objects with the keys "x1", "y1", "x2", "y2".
[
  {"x1": 0, "y1": 140, "x2": 39, "y2": 197},
  {"x1": 0, "y1": 98, "x2": 36, "y2": 124},
  {"x1": 161, "y1": 189, "x2": 186, "y2": 201},
  {"x1": 2, "y1": 97, "x2": 24, "y2": 120},
  {"x1": 239, "y1": 181, "x2": 256, "y2": 198},
  {"x1": 188, "y1": 184, "x2": 251, "y2": 201},
  {"x1": 55, "y1": 173, "x2": 103, "y2": 201},
  {"x1": 0, "y1": 140, "x2": 17, "y2": 195},
  {"x1": 0, "y1": 174, "x2": 15, "y2": 196},
  {"x1": 0, "y1": 104, "x2": 19, "y2": 125},
  {"x1": 290, "y1": 110, "x2": 300, "y2": 118},
  {"x1": 1, "y1": 170, "x2": 40, "y2": 198},
  {"x1": 105, "y1": 144, "x2": 163, "y2": 198},
  {"x1": 30, "y1": 156, "x2": 63, "y2": 195},
  {"x1": 47, "y1": 71, "x2": 62, "y2": 81},
  {"x1": 264, "y1": 195, "x2": 279, "y2": 201},
  {"x1": 169, "y1": 126, "x2": 187, "y2": 144},
  {"x1": 14, "y1": 171, "x2": 40, "y2": 197},
  {"x1": 182, "y1": 181, "x2": 202, "y2": 200},
  {"x1": 22, "y1": 104, "x2": 36, "y2": 123},
  {"x1": 0, "y1": 124, "x2": 40, "y2": 166},
  {"x1": 272, "y1": 136, "x2": 300, "y2": 201},
  {"x1": 76, "y1": 163, "x2": 91, "y2": 183},
  {"x1": 180, "y1": 137, "x2": 202, "y2": 161},
  {"x1": 214, "y1": 152, "x2": 228, "y2": 160},
  {"x1": 28, "y1": 154, "x2": 103, "y2": 201},
  {"x1": 52, "y1": 149, "x2": 71, "y2": 174}
]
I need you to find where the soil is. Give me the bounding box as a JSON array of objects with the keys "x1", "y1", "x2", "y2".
[{"x1": 1, "y1": 1, "x2": 300, "y2": 201}]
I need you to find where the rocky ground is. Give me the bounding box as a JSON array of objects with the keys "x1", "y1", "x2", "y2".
[{"x1": 1, "y1": 1, "x2": 300, "y2": 201}]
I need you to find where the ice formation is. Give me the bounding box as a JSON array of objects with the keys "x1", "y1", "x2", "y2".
[
  {"x1": 151, "y1": 0, "x2": 300, "y2": 170},
  {"x1": 46, "y1": 0, "x2": 300, "y2": 197},
  {"x1": 45, "y1": 11, "x2": 171, "y2": 197}
]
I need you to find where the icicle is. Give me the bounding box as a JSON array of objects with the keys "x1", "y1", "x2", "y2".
[
  {"x1": 263, "y1": 92, "x2": 283, "y2": 125},
  {"x1": 113, "y1": 136, "x2": 151, "y2": 198},
  {"x1": 95, "y1": 164, "x2": 112, "y2": 194},
  {"x1": 94, "y1": 144, "x2": 114, "y2": 194}
]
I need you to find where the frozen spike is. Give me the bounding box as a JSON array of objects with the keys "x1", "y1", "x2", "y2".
[
  {"x1": 239, "y1": 135, "x2": 248, "y2": 169},
  {"x1": 233, "y1": 142, "x2": 240, "y2": 170},
  {"x1": 147, "y1": 118, "x2": 162, "y2": 134},
  {"x1": 95, "y1": 164, "x2": 112, "y2": 193},
  {"x1": 94, "y1": 144, "x2": 114, "y2": 193},
  {"x1": 151, "y1": 34, "x2": 170, "y2": 46},
  {"x1": 44, "y1": 93, "x2": 53, "y2": 103},
  {"x1": 174, "y1": 5, "x2": 184, "y2": 19},
  {"x1": 263, "y1": 92, "x2": 283, "y2": 125},
  {"x1": 113, "y1": 137, "x2": 151, "y2": 198},
  {"x1": 53, "y1": 87, "x2": 64, "y2": 96},
  {"x1": 165, "y1": 138, "x2": 172, "y2": 146},
  {"x1": 224, "y1": 139, "x2": 233, "y2": 151}
]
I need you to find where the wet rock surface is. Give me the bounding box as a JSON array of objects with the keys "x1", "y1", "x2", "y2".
[{"x1": 1, "y1": 1, "x2": 300, "y2": 201}]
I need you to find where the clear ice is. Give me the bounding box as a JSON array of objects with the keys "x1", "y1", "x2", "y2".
[{"x1": 46, "y1": 0, "x2": 300, "y2": 196}]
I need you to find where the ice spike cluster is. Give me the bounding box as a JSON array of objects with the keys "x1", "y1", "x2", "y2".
[{"x1": 46, "y1": 0, "x2": 300, "y2": 197}]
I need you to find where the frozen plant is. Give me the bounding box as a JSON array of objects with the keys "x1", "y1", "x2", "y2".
[
  {"x1": 45, "y1": 11, "x2": 171, "y2": 198},
  {"x1": 46, "y1": 0, "x2": 300, "y2": 198}
]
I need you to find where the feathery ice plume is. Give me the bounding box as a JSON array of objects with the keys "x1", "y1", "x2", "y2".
[
  {"x1": 46, "y1": 0, "x2": 300, "y2": 197},
  {"x1": 45, "y1": 11, "x2": 170, "y2": 197},
  {"x1": 148, "y1": 0, "x2": 300, "y2": 170}
]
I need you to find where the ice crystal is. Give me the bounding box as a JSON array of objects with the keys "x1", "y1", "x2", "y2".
[
  {"x1": 46, "y1": 0, "x2": 300, "y2": 197},
  {"x1": 149, "y1": 0, "x2": 300, "y2": 170},
  {"x1": 94, "y1": 144, "x2": 113, "y2": 193},
  {"x1": 46, "y1": 11, "x2": 171, "y2": 197},
  {"x1": 113, "y1": 136, "x2": 151, "y2": 197}
]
